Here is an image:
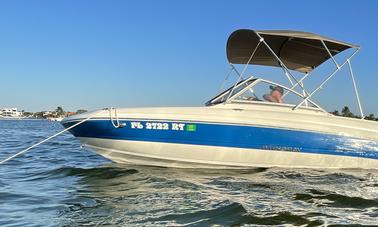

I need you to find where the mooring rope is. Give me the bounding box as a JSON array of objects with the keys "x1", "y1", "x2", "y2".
[
  {"x1": 109, "y1": 107, "x2": 125, "y2": 128},
  {"x1": 0, "y1": 109, "x2": 107, "y2": 165}
]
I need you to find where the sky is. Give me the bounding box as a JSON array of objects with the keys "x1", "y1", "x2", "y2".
[{"x1": 0, "y1": 0, "x2": 377, "y2": 115}]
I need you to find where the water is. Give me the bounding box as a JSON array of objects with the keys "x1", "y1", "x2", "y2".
[{"x1": 0, "y1": 120, "x2": 377, "y2": 226}]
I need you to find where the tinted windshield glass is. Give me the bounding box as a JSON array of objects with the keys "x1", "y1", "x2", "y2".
[
  {"x1": 229, "y1": 80, "x2": 254, "y2": 97},
  {"x1": 206, "y1": 79, "x2": 255, "y2": 105}
]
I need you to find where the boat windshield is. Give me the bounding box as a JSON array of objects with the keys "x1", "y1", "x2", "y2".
[
  {"x1": 206, "y1": 78, "x2": 256, "y2": 105},
  {"x1": 206, "y1": 78, "x2": 320, "y2": 109}
]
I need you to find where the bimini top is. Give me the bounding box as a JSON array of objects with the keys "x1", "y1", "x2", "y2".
[{"x1": 227, "y1": 29, "x2": 359, "y2": 73}]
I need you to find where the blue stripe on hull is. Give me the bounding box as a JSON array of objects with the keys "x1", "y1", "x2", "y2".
[{"x1": 62, "y1": 119, "x2": 378, "y2": 160}]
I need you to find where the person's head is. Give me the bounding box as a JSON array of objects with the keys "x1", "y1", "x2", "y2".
[{"x1": 269, "y1": 86, "x2": 284, "y2": 97}]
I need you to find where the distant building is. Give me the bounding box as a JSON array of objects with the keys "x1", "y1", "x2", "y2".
[
  {"x1": 43, "y1": 111, "x2": 52, "y2": 117},
  {"x1": 0, "y1": 108, "x2": 23, "y2": 118}
]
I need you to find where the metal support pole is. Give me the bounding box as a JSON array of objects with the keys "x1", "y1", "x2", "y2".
[
  {"x1": 239, "y1": 41, "x2": 262, "y2": 79},
  {"x1": 254, "y1": 32, "x2": 309, "y2": 91},
  {"x1": 283, "y1": 72, "x2": 311, "y2": 98},
  {"x1": 293, "y1": 48, "x2": 360, "y2": 110},
  {"x1": 226, "y1": 41, "x2": 261, "y2": 102},
  {"x1": 347, "y1": 59, "x2": 364, "y2": 118},
  {"x1": 321, "y1": 40, "x2": 340, "y2": 69},
  {"x1": 301, "y1": 81, "x2": 308, "y2": 107},
  {"x1": 218, "y1": 64, "x2": 236, "y2": 93},
  {"x1": 281, "y1": 67, "x2": 294, "y2": 86},
  {"x1": 230, "y1": 64, "x2": 243, "y2": 79}
]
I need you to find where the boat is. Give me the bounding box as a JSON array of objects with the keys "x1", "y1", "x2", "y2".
[
  {"x1": 47, "y1": 117, "x2": 64, "y2": 122},
  {"x1": 0, "y1": 108, "x2": 25, "y2": 120},
  {"x1": 62, "y1": 29, "x2": 378, "y2": 169}
]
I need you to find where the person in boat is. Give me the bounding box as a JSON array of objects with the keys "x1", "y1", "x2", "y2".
[{"x1": 263, "y1": 86, "x2": 284, "y2": 103}]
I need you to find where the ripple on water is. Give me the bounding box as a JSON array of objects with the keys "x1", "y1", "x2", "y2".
[{"x1": 1, "y1": 120, "x2": 378, "y2": 226}]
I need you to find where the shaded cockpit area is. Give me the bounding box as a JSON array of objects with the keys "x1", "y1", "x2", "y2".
[
  {"x1": 208, "y1": 29, "x2": 363, "y2": 116},
  {"x1": 206, "y1": 77, "x2": 321, "y2": 110}
]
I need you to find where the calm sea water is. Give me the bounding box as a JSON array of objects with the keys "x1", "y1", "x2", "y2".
[{"x1": 0, "y1": 120, "x2": 377, "y2": 226}]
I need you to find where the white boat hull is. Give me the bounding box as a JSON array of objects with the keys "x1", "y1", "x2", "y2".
[
  {"x1": 63, "y1": 105, "x2": 378, "y2": 169},
  {"x1": 79, "y1": 137, "x2": 378, "y2": 169}
]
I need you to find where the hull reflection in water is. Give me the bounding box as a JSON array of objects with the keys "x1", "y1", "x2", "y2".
[{"x1": 58, "y1": 165, "x2": 378, "y2": 226}]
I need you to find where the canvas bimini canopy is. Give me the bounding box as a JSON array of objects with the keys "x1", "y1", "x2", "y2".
[
  {"x1": 223, "y1": 29, "x2": 364, "y2": 118},
  {"x1": 227, "y1": 29, "x2": 359, "y2": 73}
]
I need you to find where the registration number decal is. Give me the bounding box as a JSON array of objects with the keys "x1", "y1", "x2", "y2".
[{"x1": 129, "y1": 121, "x2": 196, "y2": 132}]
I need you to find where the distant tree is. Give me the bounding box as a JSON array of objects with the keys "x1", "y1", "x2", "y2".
[
  {"x1": 55, "y1": 106, "x2": 65, "y2": 117},
  {"x1": 76, "y1": 109, "x2": 88, "y2": 114},
  {"x1": 341, "y1": 106, "x2": 355, "y2": 118},
  {"x1": 33, "y1": 112, "x2": 44, "y2": 118},
  {"x1": 365, "y1": 114, "x2": 376, "y2": 121},
  {"x1": 23, "y1": 111, "x2": 34, "y2": 117},
  {"x1": 331, "y1": 105, "x2": 377, "y2": 121},
  {"x1": 331, "y1": 110, "x2": 340, "y2": 116}
]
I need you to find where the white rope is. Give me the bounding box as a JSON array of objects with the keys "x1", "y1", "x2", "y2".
[
  {"x1": 109, "y1": 107, "x2": 124, "y2": 128},
  {"x1": 0, "y1": 109, "x2": 107, "y2": 165}
]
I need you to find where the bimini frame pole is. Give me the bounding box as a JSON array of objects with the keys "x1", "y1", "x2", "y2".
[
  {"x1": 284, "y1": 40, "x2": 339, "y2": 102},
  {"x1": 347, "y1": 59, "x2": 364, "y2": 118},
  {"x1": 225, "y1": 40, "x2": 262, "y2": 102},
  {"x1": 280, "y1": 65, "x2": 294, "y2": 86},
  {"x1": 254, "y1": 31, "x2": 309, "y2": 93},
  {"x1": 283, "y1": 72, "x2": 311, "y2": 98},
  {"x1": 293, "y1": 48, "x2": 360, "y2": 110},
  {"x1": 218, "y1": 64, "x2": 236, "y2": 93},
  {"x1": 300, "y1": 80, "x2": 308, "y2": 107},
  {"x1": 286, "y1": 40, "x2": 340, "y2": 99},
  {"x1": 230, "y1": 63, "x2": 243, "y2": 79},
  {"x1": 218, "y1": 63, "x2": 247, "y2": 93},
  {"x1": 321, "y1": 40, "x2": 340, "y2": 69}
]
